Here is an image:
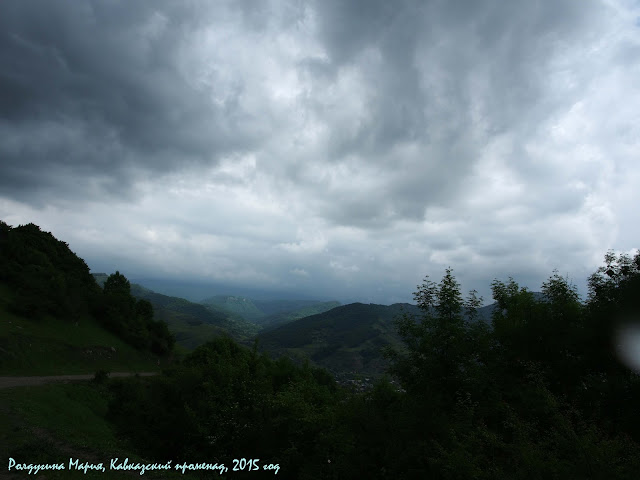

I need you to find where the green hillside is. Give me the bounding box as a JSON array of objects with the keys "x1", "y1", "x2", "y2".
[
  {"x1": 257, "y1": 300, "x2": 499, "y2": 377},
  {"x1": 0, "y1": 221, "x2": 172, "y2": 375},
  {"x1": 128, "y1": 284, "x2": 259, "y2": 348},
  {"x1": 256, "y1": 301, "x2": 342, "y2": 329},
  {"x1": 199, "y1": 295, "x2": 343, "y2": 328},
  {"x1": 199, "y1": 295, "x2": 264, "y2": 321},
  {"x1": 0, "y1": 285, "x2": 160, "y2": 375},
  {"x1": 258, "y1": 303, "x2": 417, "y2": 375},
  {"x1": 253, "y1": 299, "x2": 341, "y2": 317}
]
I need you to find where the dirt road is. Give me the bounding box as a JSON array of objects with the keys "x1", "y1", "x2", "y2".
[{"x1": 0, "y1": 372, "x2": 158, "y2": 389}]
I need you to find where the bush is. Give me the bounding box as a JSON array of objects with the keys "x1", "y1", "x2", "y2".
[{"x1": 93, "y1": 369, "x2": 110, "y2": 384}]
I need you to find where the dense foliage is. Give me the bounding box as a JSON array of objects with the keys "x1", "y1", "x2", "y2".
[
  {"x1": 108, "y1": 337, "x2": 341, "y2": 479},
  {"x1": 379, "y1": 260, "x2": 640, "y2": 478},
  {"x1": 0, "y1": 221, "x2": 100, "y2": 320},
  {"x1": 0, "y1": 221, "x2": 174, "y2": 356}
]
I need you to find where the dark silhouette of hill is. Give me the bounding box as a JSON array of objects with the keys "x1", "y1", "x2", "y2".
[
  {"x1": 0, "y1": 220, "x2": 172, "y2": 374},
  {"x1": 257, "y1": 300, "x2": 501, "y2": 375}
]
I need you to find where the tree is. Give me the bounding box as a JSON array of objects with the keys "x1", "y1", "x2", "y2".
[
  {"x1": 99, "y1": 271, "x2": 135, "y2": 338},
  {"x1": 435, "y1": 267, "x2": 463, "y2": 323},
  {"x1": 413, "y1": 274, "x2": 437, "y2": 312},
  {"x1": 490, "y1": 278, "x2": 538, "y2": 355},
  {"x1": 580, "y1": 250, "x2": 640, "y2": 440},
  {"x1": 465, "y1": 289, "x2": 483, "y2": 323},
  {"x1": 104, "y1": 271, "x2": 131, "y2": 297},
  {"x1": 388, "y1": 269, "x2": 483, "y2": 419},
  {"x1": 135, "y1": 299, "x2": 154, "y2": 324}
]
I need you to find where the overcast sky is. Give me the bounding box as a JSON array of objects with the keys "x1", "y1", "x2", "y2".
[{"x1": 1, "y1": 0, "x2": 639, "y2": 305}]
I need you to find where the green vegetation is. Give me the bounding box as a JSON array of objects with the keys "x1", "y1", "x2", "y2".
[
  {"x1": 2, "y1": 218, "x2": 640, "y2": 478},
  {"x1": 256, "y1": 300, "x2": 496, "y2": 378},
  {"x1": 0, "y1": 304, "x2": 160, "y2": 375},
  {"x1": 0, "y1": 221, "x2": 174, "y2": 371},
  {"x1": 257, "y1": 301, "x2": 342, "y2": 329},
  {"x1": 199, "y1": 295, "x2": 342, "y2": 330},
  {"x1": 93, "y1": 271, "x2": 174, "y2": 355},
  {"x1": 200, "y1": 295, "x2": 265, "y2": 322},
  {"x1": 130, "y1": 290, "x2": 342, "y2": 352},
  {"x1": 101, "y1": 250, "x2": 640, "y2": 479},
  {"x1": 258, "y1": 302, "x2": 417, "y2": 376},
  {"x1": 0, "y1": 383, "x2": 186, "y2": 479},
  {"x1": 129, "y1": 284, "x2": 259, "y2": 345}
]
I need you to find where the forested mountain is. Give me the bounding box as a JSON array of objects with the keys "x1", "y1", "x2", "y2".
[
  {"x1": 258, "y1": 300, "x2": 498, "y2": 375},
  {"x1": 256, "y1": 300, "x2": 342, "y2": 329},
  {"x1": 259, "y1": 302, "x2": 416, "y2": 374},
  {"x1": 253, "y1": 298, "x2": 342, "y2": 317},
  {"x1": 200, "y1": 295, "x2": 342, "y2": 328}
]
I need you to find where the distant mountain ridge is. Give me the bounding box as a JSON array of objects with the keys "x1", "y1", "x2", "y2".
[
  {"x1": 257, "y1": 301, "x2": 343, "y2": 330},
  {"x1": 200, "y1": 295, "x2": 265, "y2": 322},
  {"x1": 89, "y1": 275, "x2": 259, "y2": 349},
  {"x1": 93, "y1": 277, "x2": 344, "y2": 350},
  {"x1": 258, "y1": 300, "x2": 502, "y2": 376},
  {"x1": 199, "y1": 294, "x2": 342, "y2": 328},
  {"x1": 90, "y1": 273, "x2": 548, "y2": 377}
]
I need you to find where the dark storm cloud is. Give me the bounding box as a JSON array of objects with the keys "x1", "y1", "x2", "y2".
[{"x1": 0, "y1": 0, "x2": 264, "y2": 204}]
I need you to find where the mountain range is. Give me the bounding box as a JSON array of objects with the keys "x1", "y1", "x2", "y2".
[{"x1": 3, "y1": 220, "x2": 505, "y2": 379}]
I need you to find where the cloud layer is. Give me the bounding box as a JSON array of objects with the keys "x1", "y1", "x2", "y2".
[{"x1": 2, "y1": 0, "x2": 639, "y2": 304}]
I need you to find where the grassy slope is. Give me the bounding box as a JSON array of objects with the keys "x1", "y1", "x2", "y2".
[
  {"x1": 0, "y1": 284, "x2": 160, "y2": 376},
  {"x1": 128, "y1": 283, "x2": 259, "y2": 349},
  {"x1": 0, "y1": 380, "x2": 192, "y2": 479},
  {"x1": 199, "y1": 295, "x2": 264, "y2": 322},
  {"x1": 154, "y1": 309, "x2": 236, "y2": 350}
]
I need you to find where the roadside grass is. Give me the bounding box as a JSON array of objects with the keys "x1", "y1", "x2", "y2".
[{"x1": 0, "y1": 381, "x2": 192, "y2": 479}]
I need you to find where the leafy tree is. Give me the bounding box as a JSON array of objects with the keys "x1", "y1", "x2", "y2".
[
  {"x1": 435, "y1": 267, "x2": 464, "y2": 322},
  {"x1": 135, "y1": 298, "x2": 153, "y2": 323},
  {"x1": 489, "y1": 278, "x2": 541, "y2": 363},
  {"x1": 103, "y1": 270, "x2": 131, "y2": 297},
  {"x1": 465, "y1": 289, "x2": 483, "y2": 323},
  {"x1": 579, "y1": 250, "x2": 640, "y2": 440},
  {"x1": 387, "y1": 268, "x2": 488, "y2": 436},
  {"x1": 0, "y1": 221, "x2": 100, "y2": 319}
]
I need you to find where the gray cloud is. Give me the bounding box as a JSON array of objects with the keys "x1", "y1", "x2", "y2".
[
  {"x1": 0, "y1": 0, "x2": 267, "y2": 203},
  {"x1": 1, "y1": 0, "x2": 639, "y2": 305}
]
